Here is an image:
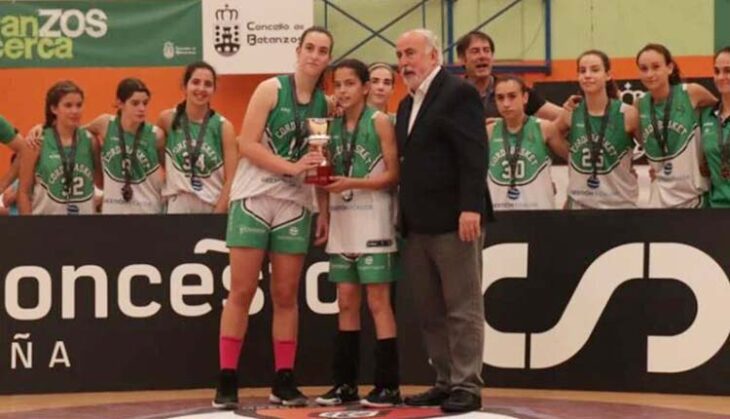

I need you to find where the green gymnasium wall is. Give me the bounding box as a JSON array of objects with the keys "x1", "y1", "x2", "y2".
[{"x1": 314, "y1": 0, "x2": 715, "y2": 64}]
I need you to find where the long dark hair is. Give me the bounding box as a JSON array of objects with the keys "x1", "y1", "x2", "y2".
[
  {"x1": 297, "y1": 26, "x2": 334, "y2": 89},
  {"x1": 577, "y1": 50, "x2": 619, "y2": 99},
  {"x1": 636, "y1": 43, "x2": 682, "y2": 85},
  {"x1": 172, "y1": 61, "x2": 217, "y2": 130},
  {"x1": 44, "y1": 81, "x2": 84, "y2": 128}
]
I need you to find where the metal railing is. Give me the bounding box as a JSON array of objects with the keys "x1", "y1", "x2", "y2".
[{"x1": 319, "y1": 0, "x2": 552, "y2": 74}]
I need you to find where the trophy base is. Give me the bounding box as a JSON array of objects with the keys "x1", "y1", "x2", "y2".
[{"x1": 305, "y1": 166, "x2": 333, "y2": 185}]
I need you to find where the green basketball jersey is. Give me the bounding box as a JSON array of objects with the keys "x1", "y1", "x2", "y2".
[
  {"x1": 700, "y1": 106, "x2": 730, "y2": 208},
  {"x1": 638, "y1": 83, "x2": 708, "y2": 207},
  {"x1": 329, "y1": 106, "x2": 383, "y2": 178},
  {"x1": 488, "y1": 116, "x2": 554, "y2": 210},
  {"x1": 326, "y1": 107, "x2": 396, "y2": 254},
  {"x1": 101, "y1": 117, "x2": 163, "y2": 214},
  {"x1": 568, "y1": 99, "x2": 637, "y2": 208},
  {"x1": 264, "y1": 75, "x2": 328, "y2": 160},
  {"x1": 0, "y1": 115, "x2": 16, "y2": 144},
  {"x1": 163, "y1": 110, "x2": 226, "y2": 206},
  {"x1": 230, "y1": 75, "x2": 328, "y2": 209},
  {"x1": 33, "y1": 127, "x2": 95, "y2": 214}
]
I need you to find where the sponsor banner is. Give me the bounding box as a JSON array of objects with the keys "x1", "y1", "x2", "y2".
[
  {"x1": 1, "y1": 212, "x2": 730, "y2": 395},
  {"x1": 0, "y1": 0, "x2": 202, "y2": 68},
  {"x1": 202, "y1": 0, "x2": 314, "y2": 74}
]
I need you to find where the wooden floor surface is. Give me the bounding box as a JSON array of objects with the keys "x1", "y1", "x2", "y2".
[{"x1": 0, "y1": 386, "x2": 728, "y2": 416}]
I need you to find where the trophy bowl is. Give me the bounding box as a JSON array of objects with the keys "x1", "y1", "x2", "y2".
[{"x1": 304, "y1": 117, "x2": 333, "y2": 185}]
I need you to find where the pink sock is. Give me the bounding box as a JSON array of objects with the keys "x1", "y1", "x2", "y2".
[
  {"x1": 274, "y1": 340, "x2": 297, "y2": 371},
  {"x1": 219, "y1": 336, "x2": 243, "y2": 370}
]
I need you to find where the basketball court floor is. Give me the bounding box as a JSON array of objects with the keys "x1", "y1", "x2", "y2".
[{"x1": 1, "y1": 386, "x2": 729, "y2": 418}]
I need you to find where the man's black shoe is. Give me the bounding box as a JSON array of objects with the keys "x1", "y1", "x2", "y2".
[
  {"x1": 440, "y1": 389, "x2": 481, "y2": 413},
  {"x1": 403, "y1": 387, "x2": 450, "y2": 407}
]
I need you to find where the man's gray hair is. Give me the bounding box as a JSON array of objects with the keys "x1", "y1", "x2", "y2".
[{"x1": 405, "y1": 28, "x2": 443, "y2": 65}]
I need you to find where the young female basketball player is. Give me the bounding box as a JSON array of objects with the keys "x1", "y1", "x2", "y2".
[
  {"x1": 18, "y1": 81, "x2": 101, "y2": 215},
  {"x1": 0, "y1": 116, "x2": 23, "y2": 195},
  {"x1": 314, "y1": 59, "x2": 401, "y2": 408},
  {"x1": 635, "y1": 43, "x2": 716, "y2": 208},
  {"x1": 556, "y1": 50, "x2": 641, "y2": 209},
  {"x1": 699, "y1": 47, "x2": 730, "y2": 208},
  {"x1": 487, "y1": 75, "x2": 568, "y2": 210},
  {"x1": 214, "y1": 27, "x2": 333, "y2": 410},
  {"x1": 157, "y1": 61, "x2": 237, "y2": 213},
  {"x1": 82, "y1": 78, "x2": 165, "y2": 214}
]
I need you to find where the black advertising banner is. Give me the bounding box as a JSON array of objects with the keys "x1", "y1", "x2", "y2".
[{"x1": 1, "y1": 212, "x2": 729, "y2": 395}]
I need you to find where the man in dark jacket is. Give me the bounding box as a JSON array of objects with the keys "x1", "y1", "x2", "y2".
[{"x1": 395, "y1": 28, "x2": 493, "y2": 413}]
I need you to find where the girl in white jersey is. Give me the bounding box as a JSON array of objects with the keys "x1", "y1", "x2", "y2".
[
  {"x1": 314, "y1": 59, "x2": 401, "y2": 408},
  {"x1": 18, "y1": 81, "x2": 102, "y2": 215},
  {"x1": 157, "y1": 62, "x2": 237, "y2": 213},
  {"x1": 24, "y1": 79, "x2": 166, "y2": 214},
  {"x1": 487, "y1": 75, "x2": 568, "y2": 210},
  {"x1": 557, "y1": 50, "x2": 641, "y2": 209},
  {"x1": 84, "y1": 78, "x2": 165, "y2": 214},
  {"x1": 214, "y1": 27, "x2": 333, "y2": 410},
  {"x1": 635, "y1": 44, "x2": 716, "y2": 208}
]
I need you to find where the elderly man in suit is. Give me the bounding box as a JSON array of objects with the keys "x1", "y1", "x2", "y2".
[{"x1": 394, "y1": 29, "x2": 492, "y2": 413}]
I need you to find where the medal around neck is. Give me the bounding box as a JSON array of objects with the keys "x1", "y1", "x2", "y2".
[
  {"x1": 67, "y1": 203, "x2": 79, "y2": 215},
  {"x1": 121, "y1": 184, "x2": 134, "y2": 202},
  {"x1": 587, "y1": 175, "x2": 601, "y2": 189},
  {"x1": 190, "y1": 176, "x2": 204, "y2": 191},
  {"x1": 304, "y1": 117, "x2": 333, "y2": 185}
]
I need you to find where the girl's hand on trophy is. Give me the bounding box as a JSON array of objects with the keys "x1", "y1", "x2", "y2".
[
  {"x1": 291, "y1": 151, "x2": 325, "y2": 175},
  {"x1": 323, "y1": 176, "x2": 352, "y2": 193}
]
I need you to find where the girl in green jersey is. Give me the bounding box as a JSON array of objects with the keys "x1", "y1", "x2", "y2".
[
  {"x1": 316, "y1": 59, "x2": 401, "y2": 408},
  {"x1": 0, "y1": 115, "x2": 22, "y2": 194},
  {"x1": 635, "y1": 44, "x2": 716, "y2": 208},
  {"x1": 157, "y1": 62, "x2": 237, "y2": 214},
  {"x1": 487, "y1": 75, "x2": 568, "y2": 210},
  {"x1": 699, "y1": 47, "x2": 730, "y2": 207},
  {"x1": 215, "y1": 27, "x2": 333, "y2": 410},
  {"x1": 557, "y1": 50, "x2": 641, "y2": 209},
  {"x1": 85, "y1": 78, "x2": 166, "y2": 214},
  {"x1": 18, "y1": 81, "x2": 101, "y2": 215}
]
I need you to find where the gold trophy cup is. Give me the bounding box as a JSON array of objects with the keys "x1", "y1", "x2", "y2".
[{"x1": 304, "y1": 117, "x2": 333, "y2": 185}]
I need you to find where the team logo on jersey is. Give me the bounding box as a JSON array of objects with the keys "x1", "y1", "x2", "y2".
[
  {"x1": 289, "y1": 227, "x2": 299, "y2": 236},
  {"x1": 214, "y1": 4, "x2": 241, "y2": 57}
]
